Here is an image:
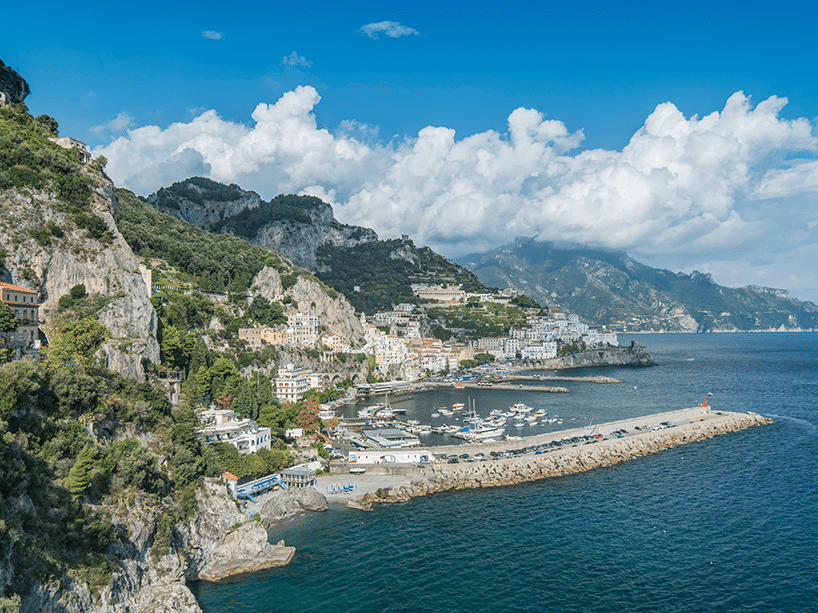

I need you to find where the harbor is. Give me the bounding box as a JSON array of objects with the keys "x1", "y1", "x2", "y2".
[{"x1": 342, "y1": 407, "x2": 773, "y2": 509}]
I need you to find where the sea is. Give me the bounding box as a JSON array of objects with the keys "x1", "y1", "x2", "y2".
[{"x1": 191, "y1": 333, "x2": 817, "y2": 613}]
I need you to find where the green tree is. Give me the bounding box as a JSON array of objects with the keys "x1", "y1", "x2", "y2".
[
  {"x1": 0, "y1": 302, "x2": 17, "y2": 333},
  {"x1": 69, "y1": 284, "x2": 87, "y2": 300},
  {"x1": 64, "y1": 443, "x2": 96, "y2": 497},
  {"x1": 35, "y1": 114, "x2": 59, "y2": 135}
]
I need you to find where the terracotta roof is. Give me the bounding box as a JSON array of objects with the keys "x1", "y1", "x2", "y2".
[
  {"x1": 0, "y1": 281, "x2": 37, "y2": 294},
  {"x1": 223, "y1": 472, "x2": 239, "y2": 481}
]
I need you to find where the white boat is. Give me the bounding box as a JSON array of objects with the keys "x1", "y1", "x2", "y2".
[
  {"x1": 510, "y1": 402, "x2": 533, "y2": 414},
  {"x1": 452, "y1": 403, "x2": 465, "y2": 410}
]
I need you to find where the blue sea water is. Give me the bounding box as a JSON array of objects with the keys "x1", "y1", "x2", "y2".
[{"x1": 192, "y1": 333, "x2": 817, "y2": 613}]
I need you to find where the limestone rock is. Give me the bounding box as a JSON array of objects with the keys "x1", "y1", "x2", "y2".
[
  {"x1": 148, "y1": 181, "x2": 261, "y2": 231},
  {"x1": 0, "y1": 60, "x2": 29, "y2": 104},
  {"x1": 0, "y1": 177, "x2": 159, "y2": 380},
  {"x1": 258, "y1": 486, "x2": 328, "y2": 526}
]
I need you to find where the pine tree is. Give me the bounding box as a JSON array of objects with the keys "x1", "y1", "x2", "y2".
[{"x1": 64, "y1": 443, "x2": 96, "y2": 497}]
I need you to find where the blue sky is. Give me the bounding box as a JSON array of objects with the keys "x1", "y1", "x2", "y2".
[{"x1": 5, "y1": 1, "x2": 818, "y2": 303}]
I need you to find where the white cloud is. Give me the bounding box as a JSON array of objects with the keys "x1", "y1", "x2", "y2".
[
  {"x1": 90, "y1": 112, "x2": 134, "y2": 134},
  {"x1": 201, "y1": 30, "x2": 224, "y2": 40},
  {"x1": 359, "y1": 21, "x2": 419, "y2": 39},
  {"x1": 281, "y1": 51, "x2": 313, "y2": 67},
  {"x1": 95, "y1": 88, "x2": 818, "y2": 302}
]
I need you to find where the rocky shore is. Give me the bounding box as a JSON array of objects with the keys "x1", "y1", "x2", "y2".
[{"x1": 348, "y1": 411, "x2": 772, "y2": 509}]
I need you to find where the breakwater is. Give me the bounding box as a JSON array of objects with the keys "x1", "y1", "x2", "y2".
[{"x1": 348, "y1": 410, "x2": 772, "y2": 509}]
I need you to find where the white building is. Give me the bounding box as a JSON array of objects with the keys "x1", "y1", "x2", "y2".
[
  {"x1": 521, "y1": 342, "x2": 558, "y2": 360},
  {"x1": 348, "y1": 448, "x2": 435, "y2": 464},
  {"x1": 199, "y1": 408, "x2": 271, "y2": 455},
  {"x1": 287, "y1": 312, "x2": 319, "y2": 347},
  {"x1": 275, "y1": 363, "x2": 311, "y2": 402}
]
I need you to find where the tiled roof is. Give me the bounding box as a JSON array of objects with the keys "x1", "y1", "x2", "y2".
[{"x1": 0, "y1": 281, "x2": 36, "y2": 293}]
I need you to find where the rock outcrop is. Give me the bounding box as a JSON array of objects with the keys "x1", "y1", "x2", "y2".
[
  {"x1": 0, "y1": 60, "x2": 29, "y2": 104},
  {"x1": 536, "y1": 341, "x2": 657, "y2": 370},
  {"x1": 350, "y1": 411, "x2": 772, "y2": 509},
  {"x1": 148, "y1": 180, "x2": 261, "y2": 232},
  {"x1": 181, "y1": 479, "x2": 295, "y2": 582},
  {"x1": 253, "y1": 206, "x2": 377, "y2": 272},
  {"x1": 258, "y1": 486, "x2": 328, "y2": 528},
  {"x1": 0, "y1": 177, "x2": 159, "y2": 380}
]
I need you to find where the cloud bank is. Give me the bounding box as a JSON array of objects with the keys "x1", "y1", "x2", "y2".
[
  {"x1": 359, "y1": 21, "x2": 419, "y2": 39},
  {"x1": 96, "y1": 87, "x2": 818, "y2": 301}
]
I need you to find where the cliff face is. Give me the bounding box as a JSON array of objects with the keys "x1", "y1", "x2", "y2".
[
  {"x1": 0, "y1": 176, "x2": 159, "y2": 380},
  {"x1": 146, "y1": 178, "x2": 378, "y2": 272},
  {"x1": 18, "y1": 479, "x2": 312, "y2": 612},
  {"x1": 251, "y1": 209, "x2": 378, "y2": 272},
  {"x1": 251, "y1": 266, "x2": 366, "y2": 346},
  {"x1": 148, "y1": 179, "x2": 261, "y2": 232},
  {"x1": 0, "y1": 60, "x2": 30, "y2": 104}
]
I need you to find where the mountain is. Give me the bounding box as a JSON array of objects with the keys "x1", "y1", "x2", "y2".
[
  {"x1": 148, "y1": 177, "x2": 377, "y2": 271},
  {"x1": 457, "y1": 238, "x2": 818, "y2": 332},
  {"x1": 145, "y1": 177, "x2": 493, "y2": 313}
]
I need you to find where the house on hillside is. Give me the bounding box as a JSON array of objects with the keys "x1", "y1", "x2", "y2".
[
  {"x1": 0, "y1": 281, "x2": 40, "y2": 359},
  {"x1": 48, "y1": 136, "x2": 91, "y2": 163}
]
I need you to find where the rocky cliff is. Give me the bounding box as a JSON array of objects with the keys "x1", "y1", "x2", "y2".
[
  {"x1": 148, "y1": 177, "x2": 261, "y2": 232},
  {"x1": 147, "y1": 179, "x2": 378, "y2": 272},
  {"x1": 0, "y1": 60, "x2": 29, "y2": 105},
  {"x1": 0, "y1": 175, "x2": 159, "y2": 380},
  {"x1": 251, "y1": 266, "x2": 366, "y2": 346},
  {"x1": 17, "y1": 479, "x2": 327, "y2": 612},
  {"x1": 533, "y1": 341, "x2": 658, "y2": 370}
]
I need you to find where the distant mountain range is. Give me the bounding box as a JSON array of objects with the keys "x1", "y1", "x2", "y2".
[{"x1": 457, "y1": 238, "x2": 818, "y2": 332}]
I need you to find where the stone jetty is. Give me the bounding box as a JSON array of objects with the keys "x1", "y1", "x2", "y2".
[{"x1": 347, "y1": 410, "x2": 772, "y2": 509}]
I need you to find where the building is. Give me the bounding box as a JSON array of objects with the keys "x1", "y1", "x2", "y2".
[
  {"x1": 199, "y1": 408, "x2": 272, "y2": 455},
  {"x1": 275, "y1": 363, "x2": 310, "y2": 403},
  {"x1": 239, "y1": 325, "x2": 290, "y2": 348},
  {"x1": 48, "y1": 136, "x2": 91, "y2": 163},
  {"x1": 362, "y1": 428, "x2": 421, "y2": 448},
  {"x1": 0, "y1": 282, "x2": 40, "y2": 358},
  {"x1": 411, "y1": 283, "x2": 467, "y2": 303},
  {"x1": 278, "y1": 467, "x2": 317, "y2": 489},
  {"x1": 348, "y1": 448, "x2": 435, "y2": 464},
  {"x1": 287, "y1": 312, "x2": 319, "y2": 347}
]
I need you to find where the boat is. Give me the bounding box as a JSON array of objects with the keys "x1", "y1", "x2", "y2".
[
  {"x1": 451, "y1": 399, "x2": 506, "y2": 441},
  {"x1": 431, "y1": 409, "x2": 441, "y2": 417},
  {"x1": 452, "y1": 403, "x2": 465, "y2": 410},
  {"x1": 349, "y1": 467, "x2": 366, "y2": 475}
]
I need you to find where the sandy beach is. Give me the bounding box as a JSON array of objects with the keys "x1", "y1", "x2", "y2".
[{"x1": 316, "y1": 473, "x2": 413, "y2": 502}]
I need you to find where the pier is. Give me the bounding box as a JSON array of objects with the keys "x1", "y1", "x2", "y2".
[{"x1": 343, "y1": 408, "x2": 773, "y2": 508}]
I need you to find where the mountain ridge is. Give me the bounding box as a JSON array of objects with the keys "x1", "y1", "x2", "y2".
[{"x1": 457, "y1": 237, "x2": 818, "y2": 332}]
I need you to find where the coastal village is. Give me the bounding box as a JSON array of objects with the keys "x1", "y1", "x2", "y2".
[{"x1": 0, "y1": 60, "x2": 783, "y2": 612}]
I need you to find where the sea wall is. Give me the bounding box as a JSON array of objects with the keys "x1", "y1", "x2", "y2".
[{"x1": 349, "y1": 411, "x2": 771, "y2": 508}]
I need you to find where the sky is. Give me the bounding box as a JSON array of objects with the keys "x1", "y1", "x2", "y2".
[{"x1": 5, "y1": 0, "x2": 818, "y2": 303}]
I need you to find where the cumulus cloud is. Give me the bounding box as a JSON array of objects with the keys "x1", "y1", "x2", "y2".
[
  {"x1": 281, "y1": 51, "x2": 313, "y2": 67},
  {"x1": 201, "y1": 30, "x2": 224, "y2": 40},
  {"x1": 95, "y1": 88, "x2": 818, "y2": 300},
  {"x1": 359, "y1": 21, "x2": 419, "y2": 39},
  {"x1": 90, "y1": 112, "x2": 134, "y2": 134}
]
